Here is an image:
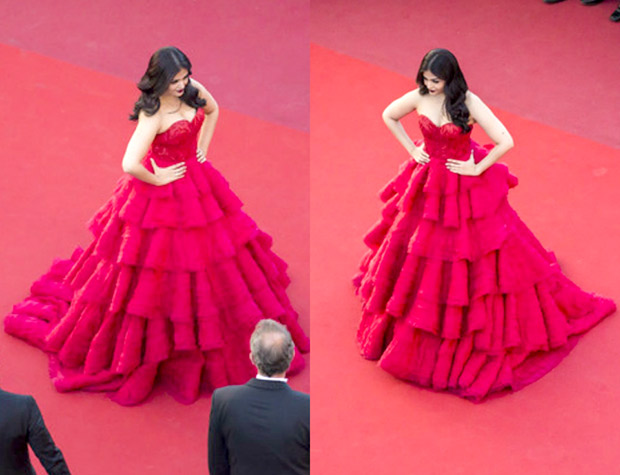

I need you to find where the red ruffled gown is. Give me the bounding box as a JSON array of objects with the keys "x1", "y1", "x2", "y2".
[
  {"x1": 354, "y1": 115, "x2": 615, "y2": 401},
  {"x1": 4, "y1": 108, "x2": 310, "y2": 405}
]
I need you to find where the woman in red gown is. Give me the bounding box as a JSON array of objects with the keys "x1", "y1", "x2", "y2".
[
  {"x1": 5, "y1": 46, "x2": 309, "y2": 406},
  {"x1": 354, "y1": 48, "x2": 614, "y2": 401}
]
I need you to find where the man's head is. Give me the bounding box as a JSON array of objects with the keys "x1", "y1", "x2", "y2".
[{"x1": 250, "y1": 319, "x2": 295, "y2": 377}]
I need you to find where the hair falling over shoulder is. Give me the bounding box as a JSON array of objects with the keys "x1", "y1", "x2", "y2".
[
  {"x1": 416, "y1": 48, "x2": 471, "y2": 133},
  {"x1": 129, "y1": 46, "x2": 206, "y2": 120}
]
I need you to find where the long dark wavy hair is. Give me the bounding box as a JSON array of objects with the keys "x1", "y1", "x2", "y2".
[
  {"x1": 416, "y1": 49, "x2": 470, "y2": 133},
  {"x1": 129, "y1": 46, "x2": 206, "y2": 120}
]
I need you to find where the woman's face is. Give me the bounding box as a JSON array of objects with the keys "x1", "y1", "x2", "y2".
[
  {"x1": 422, "y1": 70, "x2": 446, "y2": 96},
  {"x1": 166, "y1": 68, "x2": 190, "y2": 97}
]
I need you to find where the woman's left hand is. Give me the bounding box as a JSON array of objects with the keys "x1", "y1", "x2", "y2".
[
  {"x1": 196, "y1": 148, "x2": 207, "y2": 163},
  {"x1": 446, "y1": 151, "x2": 479, "y2": 176}
]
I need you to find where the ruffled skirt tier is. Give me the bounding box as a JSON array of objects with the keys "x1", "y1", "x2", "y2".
[
  {"x1": 354, "y1": 149, "x2": 614, "y2": 401},
  {"x1": 5, "y1": 159, "x2": 309, "y2": 405}
]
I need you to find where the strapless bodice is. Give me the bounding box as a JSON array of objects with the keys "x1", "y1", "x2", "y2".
[
  {"x1": 146, "y1": 108, "x2": 205, "y2": 164},
  {"x1": 418, "y1": 115, "x2": 472, "y2": 161}
]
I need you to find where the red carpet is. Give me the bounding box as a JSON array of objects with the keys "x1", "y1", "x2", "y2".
[
  {"x1": 0, "y1": 0, "x2": 309, "y2": 131},
  {"x1": 1, "y1": 0, "x2": 619, "y2": 473},
  {"x1": 311, "y1": 0, "x2": 620, "y2": 148},
  {"x1": 0, "y1": 43, "x2": 308, "y2": 474},
  {"x1": 310, "y1": 45, "x2": 620, "y2": 475}
]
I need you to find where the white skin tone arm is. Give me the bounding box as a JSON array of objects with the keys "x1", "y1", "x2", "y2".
[
  {"x1": 446, "y1": 92, "x2": 514, "y2": 176},
  {"x1": 382, "y1": 90, "x2": 428, "y2": 162},
  {"x1": 121, "y1": 112, "x2": 187, "y2": 186},
  {"x1": 191, "y1": 78, "x2": 219, "y2": 163},
  {"x1": 382, "y1": 89, "x2": 514, "y2": 176}
]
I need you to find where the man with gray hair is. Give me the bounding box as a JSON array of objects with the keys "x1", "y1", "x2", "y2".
[{"x1": 208, "y1": 319, "x2": 309, "y2": 475}]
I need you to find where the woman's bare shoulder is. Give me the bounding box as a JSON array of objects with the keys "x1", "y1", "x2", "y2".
[{"x1": 136, "y1": 109, "x2": 162, "y2": 132}]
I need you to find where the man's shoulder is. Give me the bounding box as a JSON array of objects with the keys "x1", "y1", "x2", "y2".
[
  {"x1": 212, "y1": 383, "x2": 250, "y2": 403},
  {"x1": 288, "y1": 389, "x2": 310, "y2": 404},
  {"x1": 285, "y1": 389, "x2": 309, "y2": 419},
  {"x1": 0, "y1": 390, "x2": 35, "y2": 419},
  {"x1": 212, "y1": 381, "x2": 309, "y2": 404},
  {"x1": 0, "y1": 389, "x2": 34, "y2": 405}
]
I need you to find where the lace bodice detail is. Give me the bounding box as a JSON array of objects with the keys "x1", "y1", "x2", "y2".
[
  {"x1": 419, "y1": 115, "x2": 472, "y2": 161},
  {"x1": 147, "y1": 108, "x2": 205, "y2": 164}
]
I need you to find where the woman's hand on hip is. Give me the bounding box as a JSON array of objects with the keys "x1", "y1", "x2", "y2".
[
  {"x1": 150, "y1": 159, "x2": 187, "y2": 185},
  {"x1": 409, "y1": 144, "x2": 430, "y2": 165},
  {"x1": 196, "y1": 148, "x2": 207, "y2": 163},
  {"x1": 446, "y1": 151, "x2": 479, "y2": 176}
]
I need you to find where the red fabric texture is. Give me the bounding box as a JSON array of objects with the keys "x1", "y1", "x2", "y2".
[
  {"x1": 354, "y1": 116, "x2": 615, "y2": 401},
  {"x1": 4, "y1": 108, "x2": 309, "y2": 405}
]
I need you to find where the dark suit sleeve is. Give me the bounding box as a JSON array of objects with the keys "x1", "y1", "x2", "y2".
[
  {"x1": 27, "y1": 396, "x2": 71, "y2": 475},
  {"x1": 208, "y1": 390, "x2": 230, "y2": 475}
]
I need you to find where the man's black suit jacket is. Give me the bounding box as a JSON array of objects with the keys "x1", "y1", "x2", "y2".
[
  {"x1": 208, "y1": 378, "x2": 309, "y2": 475},
  {"x1": 0, "y1": 389, "x2": 70, "y2": 475}
]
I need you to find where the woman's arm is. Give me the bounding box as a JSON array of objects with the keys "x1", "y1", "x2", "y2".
[
  {"x1": 382, "y1": 89, "x2": 429, "y2": 164},
  {"x1": 121, "y1": 111, "x2": 187, "y2": 185},
  {"x1": 446, "y1": 91, "x2": 514, "y2": 176},
  {"x1": 191, "y1": 78, "x2": 219, "y2": 163}
]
